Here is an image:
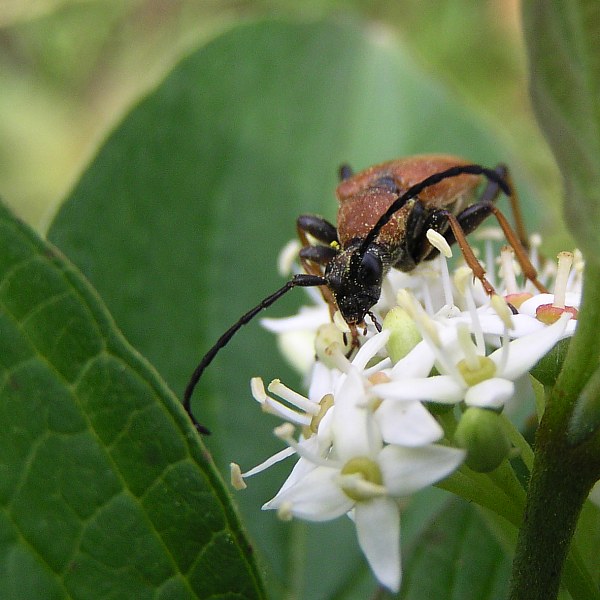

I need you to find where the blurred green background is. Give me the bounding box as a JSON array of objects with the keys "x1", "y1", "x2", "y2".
[{"x1": 1, "y1": 0, "x2": 566, "y2": 248}]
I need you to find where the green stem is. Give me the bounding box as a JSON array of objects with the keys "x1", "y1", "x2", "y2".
[
  {"x1": 500, "y1": 413, "x2": 534, "y2": 471},
  {"x1": 509, "y1": 261, "x2": 600, "y2": 600}
]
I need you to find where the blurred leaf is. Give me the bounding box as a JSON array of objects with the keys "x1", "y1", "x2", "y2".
[
  {"x1": 49, "y1": 19, "x2": 527, "y2": 597},
  {"x1": 567, "y1": 363, "x2": 600, "y2": 446},
  {"x1": 0, "y1": 201, "x2": 265, "y2": 599},
  {"x1": 522, "y1": 0, "x2": 600, "y2": 260},
  {"x1": 399, "y1": 500, "x2": 511, "y2": 600}
]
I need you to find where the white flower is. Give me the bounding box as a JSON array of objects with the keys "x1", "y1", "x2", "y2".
[
  {"x1": 263, "y1": 370, "x2": 465, "y2": 592},
  {"x1": 372, "y1": 309, "x2": 572, "y2": 410}
]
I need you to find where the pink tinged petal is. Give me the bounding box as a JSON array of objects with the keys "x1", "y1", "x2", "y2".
[
  {"x1": 372, "y1": 375, "x2": 464, "y2": 404},
  {"x1": 464, "y1": 377, "x2": 514, "y2": 409},
  {"x1": 263, "y1": 466, "x2": 353, "y2": 521},
  {"x1": 489, "y1": 313, "x2": 570, "y2": 380},
  {"x1": 519, "y1": 292, "x2": 581, "y2": 317},
  {"x1": 379, "y1": 444, "x2": 465, "y2": 497},
  {"x1": 390, "y1": 340, "x2": 436, "y2": 379},
  {"x1": 355, "y1": 498, "x2": 401, "y2": 592},
  {"x1": 474, "y1": 313, "x2": 544, "y2": 338},
  {"x1": 375, "y1": 401, "x2": 444, "y2": 446}
]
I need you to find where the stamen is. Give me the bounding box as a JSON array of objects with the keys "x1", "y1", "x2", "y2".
[
  {"x1": 500, "y1": 246, "x2": 519, "y2": 295},
  {"x1": 491, "y1": 294, "x2": 515, "y2": 330},
  {"x1": 333, "y1": 310, "x2": 351, "y2": 333},
  {"x1": 230, "y1": 463, "x2": 247, "y2": 490},
  {"x1": 240, "y1": 447, "x2": 296, "y2": 478},
  {"x1": 340, "y1": 456, "x2": 385, "y2": 501},
  {"x1": 457, "y1": 323, "x2": 480, "y2": 371},
  {"x1": 553, "y1": 251, "x2": 574, "y2": 309},
  {"x1": 396, "y1": 290, "x2": 441, "y2": 347},
  {"x1": 324, "y1": 342, "x2": 353, "y2": 372},
  {"x1": 308, "y1": 393, "x2": 334, "y2": 434},
  {"x1": 536, "y1": 252, "x2": 579, "y2": 324},
  {"x1": 251, "y1": 377, "x2": 268, "y2": 403},
  {"x1": 454, "y1": 266, "x2": 484, "y2": 354},
  {"x1": 529, "y1": 233, "x2": 542, "y2": 272},
  {"x1": 338, "y1": 474, "x2": 387, "y2": 500},
  {"x1": 427, "y1": 229, "x2": 453, "y2": 258},
  {"x1": 268, "y1": 379, "x2": 320, "y2": 415},
  {"x1": 253, "y1": 377, "x2": 312, "y2": 425},
  {"x1": 315, "y1": 323, "x2": 352, "y2": 367},
  {"x1": 275, "y1": 423, "x2": 339, "y2": 468},
  {"x1": 427, "y1": 229, "x2": 454, "y2": 307},
  {"x1": 277, "y1": 501, "x2": 294, "y2": 521}
]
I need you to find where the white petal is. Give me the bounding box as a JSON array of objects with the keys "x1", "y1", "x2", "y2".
[
  {"x1": 263, "y1": 466, "x2": 352, "y2": 521},
  {"x1": 379, "y1": 444, "x2": 465, "y2": 496},
  {"x1": 375, "y1": 401, "x2": 444, "y2": 446},
  {"x1": 474, "y1": 313, "x2": 544, "y2": 338},
  {"x1": 390, "y1": 340, "x2": 436, "y2": 379},
  {"x1": 333, "y1": 371, "x2": 382, "y2": 459},
  {"x1": 352, "y1": 329, "x2": 391, "y2": 371},
  {"x1": 464, "y1": 378, "x2": 514, "y2": 409},
  {"x1": 519, "y1": 292, "x2": 581, "y2": 316},
  {"x1": 273, "y1": 436, "x2": 327, "y2": 495},
  {"x1": 307, "y1": 361, "x2": 339, "y2": 404},
  {"x1": 372, "y1": 375, "x2": 464, "y2": 404},
  {"x1": 489, "y1": 313, "x2": 570, "y2": 379},
  {"x1": 261, "y1": 305, "x2": 329, "y2": 332},
  {"x1": 355, "y1": 498, "x2": 401, "y2": 592}
]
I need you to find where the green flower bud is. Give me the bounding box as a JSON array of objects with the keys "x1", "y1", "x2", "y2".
[
  {"x1": 455, "y1": 407, "x2": 511, "y2": 472},
  {"x1": 383, "y1": 306, "x2": 421, "y2": 363}
]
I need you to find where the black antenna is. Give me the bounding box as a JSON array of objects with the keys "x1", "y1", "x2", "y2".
[
  {"x1": 358, "y1": 165, "x2": 510, "y2": 256},
  {"x1": 184, "y1": 273, "x2": 327, "y2": 433}
]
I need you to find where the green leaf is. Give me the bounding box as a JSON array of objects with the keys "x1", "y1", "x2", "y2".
[
  {"x1": 400, "y1": 500, "x2": 511, "y2": 600},
  {"x1": 567, "y1": 362, "x2": 600, "y2": 446},
  {"x1": 522, "y1": 0, "x2": 600, "y2": 259},
  {"x1": 0, "y1": 202, "x2": 265, "y2": 599},
  {"x1": 48, "y1": 19, "x2": 532, "y2": 597}
]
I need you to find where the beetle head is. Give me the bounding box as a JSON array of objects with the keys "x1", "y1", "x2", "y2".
[{"x1": 325, "y1": 244, "x2": 384, "y2": 325}]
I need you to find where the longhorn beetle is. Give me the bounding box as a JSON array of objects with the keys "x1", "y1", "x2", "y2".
[{"x1": 184, "y1": 154, "x2": 547, "y2": 433}]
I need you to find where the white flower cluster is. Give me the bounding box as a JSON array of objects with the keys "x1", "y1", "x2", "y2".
[{"x1": 232, "y1": 232, "x2": 581, "y2": 592}]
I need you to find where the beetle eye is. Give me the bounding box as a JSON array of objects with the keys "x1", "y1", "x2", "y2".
[{"x1": 359, "y1": 253, "x2": 382, "y2": 286}]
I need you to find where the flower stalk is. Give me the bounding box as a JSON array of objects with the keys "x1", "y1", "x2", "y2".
[{"x1": 509, "y1": 261, "x2": 600, "y2": 600}]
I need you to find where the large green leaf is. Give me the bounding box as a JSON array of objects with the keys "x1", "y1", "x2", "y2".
[
  {"x1": 400, "y1": 500, "x2": 511, "y2": 600},
  {"x1": 0, "y1": 202, "x2": 265, "y2": 599},
  {"x1": 522, "y1": 0, "x2": 600, "y2": 260},
  {"x1": 48, "y1": 19, "x2": 525, "y2": 598}
]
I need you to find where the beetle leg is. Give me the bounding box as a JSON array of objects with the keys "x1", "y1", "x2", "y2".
[
  {"x1": 339, "y1": 164, "x2": 354, "y2": 181},
  {"x1": 442, "y1": 202, "x2": 547, "y2": 293},
  {"x1": 296, "y1": 214, "x2": 340, "y2": 316},
  {"x1": 471, "y1": 164, "x2": 530, "y2": 249},
  {"x1": 299, "y1": 245, "x2": 338, "y2": 264},
  {"x1": 432, "y1": 209, "x2": 497, "y2": 296},
  {"x1": 297, "y1": 215, "x2": 339, "y2": 246}
]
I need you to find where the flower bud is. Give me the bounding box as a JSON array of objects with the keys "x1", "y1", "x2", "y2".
[
  {"x1": 455, "y1": 408, "x2": 511, "y2": 472},
  {"x1": 383, "y1": 306, "x2": 421, "y2": 363},
  {"x1": 314, "y1": 323, "x2": 352, "y2": 368}
]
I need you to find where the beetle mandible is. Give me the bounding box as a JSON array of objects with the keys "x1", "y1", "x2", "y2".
[{"x1": 184, "y1": 154, "x2": 547, "y2": 433}]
